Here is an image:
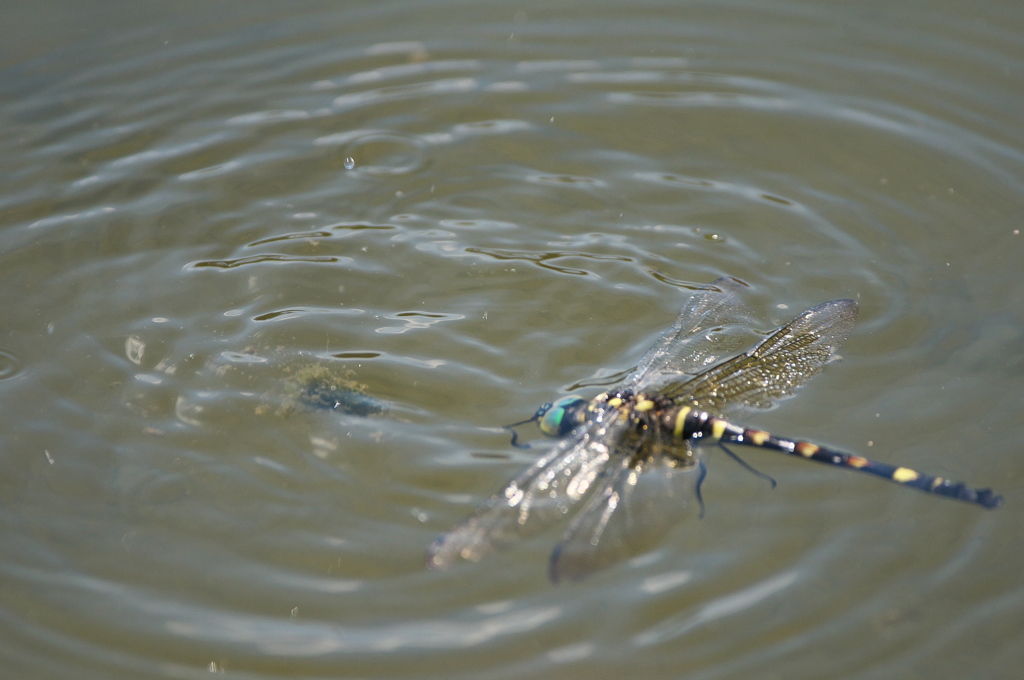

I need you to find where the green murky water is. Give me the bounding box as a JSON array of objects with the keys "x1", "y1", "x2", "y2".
[{"x1": 1, "y1": 2, "x2": 1021, "y2": 678}]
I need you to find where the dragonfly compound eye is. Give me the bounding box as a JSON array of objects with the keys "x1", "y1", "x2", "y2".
[{"x1": 539, "y1": 396, "x2": 587, "y2": 437}]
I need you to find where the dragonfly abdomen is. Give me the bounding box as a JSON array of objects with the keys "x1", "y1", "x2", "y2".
[
  {"x1": 663, "y1": 406, "x2": 1002, "y2": 509},
  {"x1": 662, "y1": 405, "x2": 744, "y2": 443}
]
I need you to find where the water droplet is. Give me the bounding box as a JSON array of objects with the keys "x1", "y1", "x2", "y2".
[{"x1": 343, "y1": 133, "x2": 426, "y2": 175}]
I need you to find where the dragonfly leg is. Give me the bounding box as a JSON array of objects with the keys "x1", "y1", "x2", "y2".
[
  {"x1": 718, "y1": 442, "x2": 778, "y2": 489},
  {"x1": 503, "y1": 402, "x2": 552, "y2": 448},
  {"x1": 695, "y1": 459, "x2": 708, "y2": 519},
  {"x1": 506, "y1": 425, "x2": 532, "y2": 449}
]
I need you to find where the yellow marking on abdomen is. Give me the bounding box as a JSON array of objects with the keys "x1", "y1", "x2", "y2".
[
  {"x1": 930, "y1": 477, "x2": 945, "y2": 489},
  {"x1": 673, "y1": 407, "x2": 691, "y2": 439},
  {"x1": 795, "y1": 442, "x2": 820, "y2": 458},
  {"x1": 892, "y1": 467, "x2": 920, "y2": 483},
  {"x1": 607, "y1": 397, "x2": 622, "y2": 407},
  {"x1": 710, "y1": 419, "x2": 727, "y2": 441},
  {"x1": 634, "y1": 399, "x2": 655, "y2": 412},
  {"x1": 847, "y1": 456, "x2": 868, "y2": 468},
  {"x1": 746, "y1": 430, "x2": 770, "y2": 446}
]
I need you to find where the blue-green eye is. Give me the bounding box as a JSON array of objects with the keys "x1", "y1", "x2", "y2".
[{"x1": 539, "y1": 396, "x2": 586, "y2": 437}]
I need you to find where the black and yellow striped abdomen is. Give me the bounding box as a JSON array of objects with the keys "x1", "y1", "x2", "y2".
[{"x1": 663, "y1": 406, "x2": 1002, "y2": 509}]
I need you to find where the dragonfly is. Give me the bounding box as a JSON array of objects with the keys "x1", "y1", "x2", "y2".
[{"x1": 426, "y1": 277, "x2": 1002, "y2": 582}]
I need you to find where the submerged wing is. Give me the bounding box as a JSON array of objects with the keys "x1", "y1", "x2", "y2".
[
  {"x1": 427, "y1": 409, "x2": 631, "y2": 570},
  {"x1": 660, "y1": 298, "x2": 859, "y2": 414},
  {"x1": 549, "y1": 450, "x2": 704, "y2": 582},
  {"x1": 621, "y1": 277, "x2": 758, "y2": 392}
]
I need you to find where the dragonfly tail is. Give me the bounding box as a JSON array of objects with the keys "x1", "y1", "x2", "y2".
[{"x1": 718, "y1": 426, "x2": 1002, "y2": 510}]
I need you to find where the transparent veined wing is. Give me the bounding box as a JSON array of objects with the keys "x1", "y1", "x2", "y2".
[
  {"x1": 427, "y1": 409, "x2": 632, "y2": 570},
  {"x1": 621, "y1": 277, "x2": 759, "y2": 393},
  {"x1": 549, "y1": 448, "x2": 704, "y2": 582},
  {"x1": 659, "y1": 298, "x2": 859, "y2": 414}
]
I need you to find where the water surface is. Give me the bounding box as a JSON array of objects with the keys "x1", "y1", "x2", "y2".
[{"x1": 1, "y1": 2, "x2": 1022, "y2": 678}]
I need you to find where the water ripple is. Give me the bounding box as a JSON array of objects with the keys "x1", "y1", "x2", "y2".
[
  {"x1": 632, "y1": 570, "x2": 800, "y2": 647},
  {"x1": 0, "y1": 348, "x2": 22, "y2": 380},
  {"x1": 190, "y1": 254, "x2": 343, "y2": 268},
  {"x1": 1, "y1": 4, "x2": 1021, "y2": 679},
  {"x1": 332, "y1": 77, "x2": 479, "y2": 110},
  {"x1": 466, "y1": 247, "x2": 633, "y2": 276}
]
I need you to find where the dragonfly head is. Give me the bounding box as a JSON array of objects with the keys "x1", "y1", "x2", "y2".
[{"x1": 538, "y1": 395, "x2": 588, "y2": 437}]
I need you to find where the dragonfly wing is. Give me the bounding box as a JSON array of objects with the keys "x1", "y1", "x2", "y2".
[
  {"x1": 427, "y1": 410, "x2": 631, "y2": 570},
  {"x1": 621, "y1": 277, "x2": 758, "y2": 392},
  {"x1": 662, "y1": 298, "x2": 859, "y2": 413},
  {"x1": 549, "y1": 450, "x2": 703, "y2": 583}
]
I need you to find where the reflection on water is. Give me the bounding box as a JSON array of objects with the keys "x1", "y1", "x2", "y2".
[{"x1": 0, "y1": 1, "x2": 1021, "y2": 678}]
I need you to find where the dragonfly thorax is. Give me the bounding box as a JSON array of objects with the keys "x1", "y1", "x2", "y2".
[
  {"x1": 537, "y1": 391, "x2": 678, "y2": 439},
  {"x1": 588, "y1": 390, "x2": 683, "y2": 435}
]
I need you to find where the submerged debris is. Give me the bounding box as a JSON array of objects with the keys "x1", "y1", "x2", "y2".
[{"x1": 279, "y1": 364, "x2": 386, "y2": 417}]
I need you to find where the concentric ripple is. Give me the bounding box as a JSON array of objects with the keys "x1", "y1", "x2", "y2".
[{"x1": 0, "y1": 3, "x2": 1020, "y2": 680}]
